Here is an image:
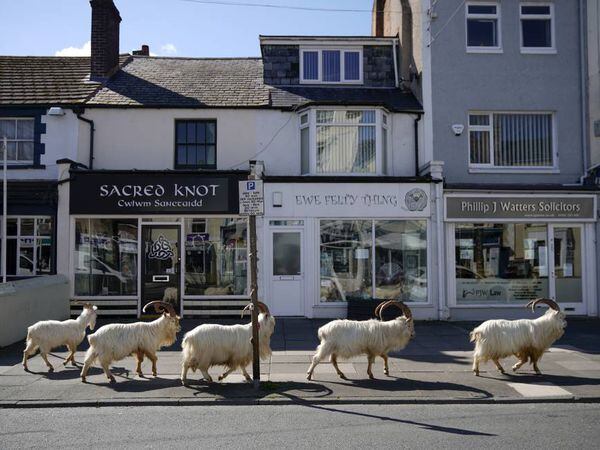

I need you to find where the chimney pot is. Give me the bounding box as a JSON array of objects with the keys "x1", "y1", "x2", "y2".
[{"x1": 132, "y1": 44, "x2": 150, "y2": 56}]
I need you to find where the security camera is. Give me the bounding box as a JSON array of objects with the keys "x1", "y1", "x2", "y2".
[{"x1": 451, "y1": 124, "x2": 464, "y2": 136}]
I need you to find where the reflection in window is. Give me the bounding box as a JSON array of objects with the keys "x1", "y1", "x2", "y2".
[
  {"x1": 184, "y1": 218, "x2": 247, "y2": 295},
  {"x1": 455, "y1": 223, "x2": 549, "y2": 304},
  {"x1": 320, "y1": 220, "x2": 372, "y2": 302},
  {"x1": 375, "y1": 221, "x2": 427, "y2": 302},
  {"x1": 74, "y1": 219, "x2": 138, "y2": 296},
  {"x1": 0, "y1": 216, "x2": 53, "y2": 277}
]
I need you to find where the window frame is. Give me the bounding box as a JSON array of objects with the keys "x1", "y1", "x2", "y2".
[
  {"x1": 299, "y1": 47, "x2": 364, "y2": 85},
  {"x1": 467, "y1": 111, "x2": 558, "y2": 173},
  {"x1": 519, "y1": 2, "x2": 556, "y2": 54},
  {"x1": 465, "y1": 2, "x2": 502, "y2": 53},
  {"x1": 299, "y1": 107, "x2": 388, "y2": 176},
  {"x1": 173, "y1": 119, "x2": 217, "y2": 170},
  {"x1": 0, "y1": 117, "x2": 36, "y2": 165}
]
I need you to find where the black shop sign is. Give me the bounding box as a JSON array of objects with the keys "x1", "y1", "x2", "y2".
[{"x1": 69, "y1": 172, "x2": 241, "y2": 214}]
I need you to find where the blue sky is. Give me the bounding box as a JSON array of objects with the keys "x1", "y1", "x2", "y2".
[{"x1": 0, "y1": 0, "x2": 374, "y2": 57}]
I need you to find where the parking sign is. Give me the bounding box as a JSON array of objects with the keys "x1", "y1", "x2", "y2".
[{"x1": 239, "y1": 180, "x2": 264, "y2": 216}]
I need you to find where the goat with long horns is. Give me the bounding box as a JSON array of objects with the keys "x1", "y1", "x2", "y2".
[
  {"x1": 307, "y1": 300, "x2": 415, "y2": 381},
  {"x1": 470, "y1": 298, "x2": 567, "y2": 376}
]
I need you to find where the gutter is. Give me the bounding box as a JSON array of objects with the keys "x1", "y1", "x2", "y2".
[{"x1": 75, "y1": 110, "x2": 95, "y2": 170}]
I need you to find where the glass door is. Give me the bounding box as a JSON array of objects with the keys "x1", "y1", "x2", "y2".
[
  {"x1": 269, "y1": 228, "x2": 303, "y2": 316},
  {"x1": 550, "y1": 224, "x2": 585, "y2": 315},
  {"x1": 141, "y1": 225, "x2": 180, "y2": 316}
]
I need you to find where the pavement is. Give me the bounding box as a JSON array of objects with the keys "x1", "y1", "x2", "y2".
[{"x1": 1, "y1": 318, "x2": 599, "y2": 408}]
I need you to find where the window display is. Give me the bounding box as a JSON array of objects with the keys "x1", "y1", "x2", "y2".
[{"x1": 0, "y1": 216, "x2": 53, "y2": 277}]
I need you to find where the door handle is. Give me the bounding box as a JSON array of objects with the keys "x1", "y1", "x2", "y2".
[{"x1": 152, "y1": 275, "x2": 170, "y2": 282}]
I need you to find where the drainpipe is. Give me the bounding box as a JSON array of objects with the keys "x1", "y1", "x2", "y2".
[
  {"x1": 392, "y1": 38, "x2": 400, "y2": 88},
  {"x1": 75, "y1": 111, "x2": 95, "y2": 170},
  {"x1": 414, "y1": 114, "x2": 422, "y2": 176},
  {"x1": 579, "y1": 0, "x2": 589, "y2": 182}
]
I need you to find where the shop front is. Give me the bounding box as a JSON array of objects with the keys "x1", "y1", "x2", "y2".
[
  {"x1": 445, "y1": 193, "x2": 598, "y2": 319},
  {"x1": 67, "y1": 170, "x2": 249, "y2": 317},
  {"x1": 263, "y1": 180, "x2": 438, "y2": 319}
]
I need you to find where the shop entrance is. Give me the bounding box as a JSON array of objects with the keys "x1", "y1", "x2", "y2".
[
  {"x1": 550, "y1": 224, "x2": 585, "y2": 314},
  {"x1": 268, "y1": 224, "x2": 304, "y2": 316},
  {"x1": 141, "y1": 225, "x2": 181, "y2": 316}
]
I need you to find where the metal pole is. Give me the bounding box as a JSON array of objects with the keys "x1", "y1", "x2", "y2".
[
  {"x1": 2, "y1": 136, "x2": 7, "y2": 284},
  {"x1": 249, "y1": 213, "x2": 260, "y2": 390}
]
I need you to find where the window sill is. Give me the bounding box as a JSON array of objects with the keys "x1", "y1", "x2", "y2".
[
  {"x1": 468, "y1": 167, "x2": 559, "y2": 174},
  {"x1": 174, "y1": 166, "x2": 217, "y2": 171},
  {"x1": 299, "y1": 80, "x2": 364, "y2": 86},
  {"x1": 6, "y1": 164, "x2": 45, "y2": 170},
  {"x1": 304, "y1": 172, "x2": 383, "y2": 177},
  {"x1": 520, "y1": 48, "x2": 557, "y2": 55},
  {"x1": 466, "y1": 47, "x2": 503, "y2": 54}
]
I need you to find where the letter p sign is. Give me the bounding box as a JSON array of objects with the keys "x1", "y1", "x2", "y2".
[{"x1": 247, "y1": 181, "x2": 256, "y2": 191}]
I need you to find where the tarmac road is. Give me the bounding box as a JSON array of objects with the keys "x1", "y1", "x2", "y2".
[{"x1": 1, "y1": 403, "x2": 599, "y2": 449}]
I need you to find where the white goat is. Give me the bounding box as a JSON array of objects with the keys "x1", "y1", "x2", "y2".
[
  {"x1": 470, "y1": 298, "x2": 567, "y2": 376},
  {"x1": 80, "y1": 301, "x2": 180, "y2": 383},
  {"x1": 180, "y1": 301, "x2": 275, "y2": 384},
  {"x1": 307, "y1": 300, "x2": 414, "y2": 380},
  {"x1": 22, "y1": 303, "x2": 98, "y2": 372}
]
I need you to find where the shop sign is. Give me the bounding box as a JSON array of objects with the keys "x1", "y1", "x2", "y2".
[
  {"x1": 265, "y1": 183, "x2": 431, "y2": 218},
  {"x1": 70, "y1": 172, "x2": 240, "y2": 214},
  {"x1": 239, "y1": 180, "x2": 264, "y2": 216},
  {"x1": 446, "y1": 196, "x2": 596, "y2": 221},
  {"x1": 456, "y1": 279, "x2": 548, "y2": 303}
]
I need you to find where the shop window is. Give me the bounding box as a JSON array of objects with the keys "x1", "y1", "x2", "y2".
[
  {"x1": 466, "y1": 3, "x2": 501, "y2": 52},
  {"x1": 468, "y1": 112, "x2": 555, "y2": 169},
  {"x1": 175, "y1": 120, "x2": 216, "y2": 169},
  {"x1": 520, "y1": 4, "x2": 554, "y2": 53},
  {"x1": 0, "y1": 216, "x2": 53, "y2": 277},
  {"x1": 74, "y1": 219, "x2": 138, "y2": 296},
  {"x1": 301, "y1": 109, "x2": 387, "y2": 175},
  {"x1": 300, "y1": 48, "x2": 362, "y2": 84},
  {"x1": 320, "y1": 219, "x2": 427, "y2": 303},
  {"x1": 455, "y1": 223, "x2": 549, "y2": 304},
  {"x1": 0, "y1": 118, "x2": 35, "y2": 164},
  {"x1": 184, "y1": 218, "x2": 248, "y2": 296}
]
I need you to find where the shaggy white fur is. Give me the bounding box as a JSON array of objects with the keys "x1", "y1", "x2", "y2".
[
  {"x1": 470, "y1": 308, "x2": 566, "y2": 375},
  {"x1": 80, "y1": 313, "x2": 180, "y2": 383},
  {"x1": 180, "y1": 312, "x2": 275, "y2": 384},
  {"x1": 23, "y1": 304, "x2": 97, "y2": 372},
  {"x1": 306, "y1": 316, "x2": 414, "y2": 380}
]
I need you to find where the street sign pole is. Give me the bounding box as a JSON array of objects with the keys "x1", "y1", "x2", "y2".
[{"x1": 239, "y1": 172, "x2": 264, "y2": 391}]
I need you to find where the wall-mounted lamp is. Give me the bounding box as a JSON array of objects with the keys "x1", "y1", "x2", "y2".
[
  {"x1": 48, "y1": 107, "x2": 65, "y2": 116},
  {"x1": 272, "y1": 191, "x2": 283, "y2": 208}
]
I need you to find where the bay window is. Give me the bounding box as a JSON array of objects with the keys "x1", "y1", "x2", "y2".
[
  {"x1": 300, "y1": 108, "x2": 388, "y2": 175},
  {"x1": 468, "y1": 112, "x2": 555, "y2": 169},
  {"x1": 320, "y1": 219, "x2": 427, "y2": 303}
]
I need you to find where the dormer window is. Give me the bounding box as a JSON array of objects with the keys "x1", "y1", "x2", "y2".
[{"x1": 300, "y1": 48, "x2": 363, "y2": 84}]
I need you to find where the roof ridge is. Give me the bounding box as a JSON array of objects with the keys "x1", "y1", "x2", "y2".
[{"x1": 133, "y1": 56, "x2": 262, "y2": 61}]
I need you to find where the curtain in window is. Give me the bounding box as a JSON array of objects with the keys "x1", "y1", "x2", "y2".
[
  {"x1": 493, "y1": 114, "x2": 552, "y2": 166},
  {"x1": 303, "y1": 51, "x2": 318, "y2": 80},
  {"x1": 322, "y1": 50, "x2": 341, "y2": 82}
]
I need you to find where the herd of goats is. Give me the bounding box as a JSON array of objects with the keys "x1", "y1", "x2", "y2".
[{"x1": 20, "y1": 297, "x2": 567, "y2": 384}]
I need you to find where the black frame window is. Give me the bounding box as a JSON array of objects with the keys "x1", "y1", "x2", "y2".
[{"x1": 175, "y1": 120, "x2": 217, "y2": 169}]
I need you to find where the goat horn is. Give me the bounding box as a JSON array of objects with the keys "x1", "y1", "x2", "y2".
[
  {"x1": 374, "y1": 300, "x2": 392, "y2": 320},
  {"x1": 143, "y1": 301, "x2": 177, "y2": 317},
  {"x1": 379, "y1": 300, "x2": 412, "y2": 321},
  {"x1": 526, "y1": 298, "x2": 561, "y2": 312},
  {"x1": 256, "y1": 301, "x2": 270, "y2": 316},
  {"x1": 241, "y1": 303, "x2": 253, "y2": 318}
]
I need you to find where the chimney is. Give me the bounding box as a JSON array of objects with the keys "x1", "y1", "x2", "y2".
[
  {"x1": 90, "y1": 0, "x2": 122, "y2": 80},
  {"x1": 132, "y1": 45, "x2": 150, "y2": 56}
]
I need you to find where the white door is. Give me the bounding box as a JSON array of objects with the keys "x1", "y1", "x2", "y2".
[
  {"x1": 549, "y1": 224, "x2": 586, "y2": 315},
  {"x1": 269, "y1": 228, "x2": 304, "y2": 316}
]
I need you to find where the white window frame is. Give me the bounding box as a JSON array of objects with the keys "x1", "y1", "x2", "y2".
[
  {"x1": 299, "y1": 47, "x2": 364, "y2": 85},
  {"x1": 465, "y1": 2, "x2": 502, "y2": 53},
  {"x1": 467, "y1": 111, "x2": 559, "y2": 173},
  {"x1": 1, "y1": 216, "x2": 53, "y2": 277},
  {"x1": 299, "y1": 107, "x2": 388, "y2": 176},
  {"x1": 519, "y1": 2, "x2": 556, "y2": 54},
  {"x1": 0, "y1": 117, "x2": 35, "y2": 165}
]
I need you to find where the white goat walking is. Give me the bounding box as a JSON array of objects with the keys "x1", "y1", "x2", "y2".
[
  {"x1": 180, "y1": 301, "x2": 275, "y2": 384},
  {"x1": 307, "y1": 300, "x2": 414, "y2": 380},
  {"x1": 80, "y1": 301, "x2": 180, "y2": 383},
  {"x1": 470, "y1": 298, "x2": 567, "y2": 376},
  {"x1": 22, "y1": 303, "x2": 97, "y2": 372}
]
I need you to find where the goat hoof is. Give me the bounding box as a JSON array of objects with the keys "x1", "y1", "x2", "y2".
[
  {"x1": 474, "y1": 371, "x2": 480, "y2": 376},
  {"x1": 109, "y1": 377, "x2": 116, "y2": 384},
  {"x1": 48, "y1": 367, "x2": 54, "y2": 373},
  {"x1": 306, "y1": 374, "x2": 312, "y2": 381},
  {"x1": 81, "y1": 377, "x2": 86, "y2": 383},
  {"x1": 181, "y1": 379, "x2": 188, "y2": 386},
  {"x1": 152, "y1": 372, "x2": 157, "y2": 377}
]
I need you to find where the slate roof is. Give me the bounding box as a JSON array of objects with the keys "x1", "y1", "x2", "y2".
[
  {"x1": 0, "y1": 55, "x2": 130, "y2": 106},
  {"x1": 1, "y1": 54, "x2": 422, "y2": 112}
]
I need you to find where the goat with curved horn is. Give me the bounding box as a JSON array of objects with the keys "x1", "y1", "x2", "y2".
[
  {"x1": 307, "y1": 299, "x2": 415, "y2": 381},
  {"x1": 470, "y1": 298, "x2": 567, "y2": 376},
  {"x1": 143, "y1": 301, "x2": 177, "y2": 317}
]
